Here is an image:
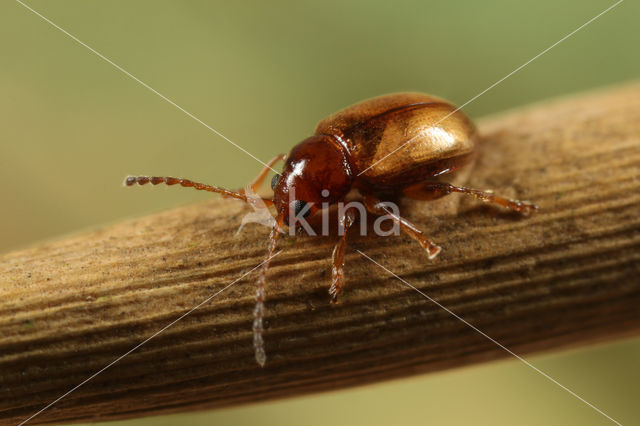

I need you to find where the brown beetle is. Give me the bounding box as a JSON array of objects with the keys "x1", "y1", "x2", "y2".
[{"x1": 125, "y1": 93, "x2": 537, "y2": 366}]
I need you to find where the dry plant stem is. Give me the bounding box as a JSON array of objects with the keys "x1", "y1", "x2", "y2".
[{"x1": 2, "y1": 83, "x2": 640, "y2": 425}]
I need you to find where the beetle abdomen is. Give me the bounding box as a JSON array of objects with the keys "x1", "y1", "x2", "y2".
[{"x1": 316, "y1": 93, "x2": 477, "y2": 188}]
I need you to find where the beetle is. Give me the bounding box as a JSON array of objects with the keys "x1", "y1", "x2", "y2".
[{"x1": 125, "y1": 93, "x2": 537, "y2": 366}]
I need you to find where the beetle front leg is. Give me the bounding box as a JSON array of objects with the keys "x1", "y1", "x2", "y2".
[
  {"x1": 226, "y1": 154, "x2": 286, "y2": 197},
  {"x1": 247, "y1": 154, "x2": 287, "y2": 193},
  {"x1": 329, "y1": 207, "x2": 357, "y2": 303},
  {"x1": 363, "y1": 195, "x2": 441, "y2": 260},
  {"x1": 403, "y1": 182, "x2": 538, "y2": 215}
]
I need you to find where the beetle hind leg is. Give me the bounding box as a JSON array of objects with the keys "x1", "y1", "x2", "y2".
[
  {"x1": 403, "y1": 181, "x2": 538, "y2": 215},
  {"x1": 363, "y1": 195, "x2": 441, "y2": 260}
]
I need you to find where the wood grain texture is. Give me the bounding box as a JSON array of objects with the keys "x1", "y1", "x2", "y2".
[{"x1": 1, "y1": 83, "x2": 640, "y2": 425}]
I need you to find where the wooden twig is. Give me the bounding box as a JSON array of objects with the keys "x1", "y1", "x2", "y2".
[{"x1": 1, "y1": 83, "x2": 640, "y2": 425}]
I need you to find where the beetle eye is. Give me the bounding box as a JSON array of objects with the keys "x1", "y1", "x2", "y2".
[
  {"x1": 271, "y1": 174, "x2": 280, "y2": 190},
  {"x1": 292, "y1": 200, "x2": 311, "y2": 218}
]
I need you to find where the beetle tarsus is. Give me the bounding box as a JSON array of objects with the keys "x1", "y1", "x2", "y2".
[
  {"x1": 329, "y1": 207, "x2": 357, "y2": 305},
  {"x1": 425, "y1": 244, "x2": 442, "y2": 260},
  {"x1": 363, "y1": 195, "x2": 442, "y2": 262},
  {"x1": 515, "y1": 201, "x2": 539, "y2": 216},
  {"x1": 328, "y1": 286, "x2": 341, "y2": 304},
  {"x1": 402, "y1": 181, "x2": 539, "y2": 216}
]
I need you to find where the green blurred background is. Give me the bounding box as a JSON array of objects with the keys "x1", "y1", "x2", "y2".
[{"x1": 1, "y1": 0, "x2": 638, "y2": 425}]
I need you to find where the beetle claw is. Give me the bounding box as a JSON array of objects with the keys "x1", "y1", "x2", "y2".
[
  {"x1": 518, "y1": 202, "x2": 539, "y2": 216},
  {"x1": 426, "y1": 244, "x2": 442, "y2": 260}
]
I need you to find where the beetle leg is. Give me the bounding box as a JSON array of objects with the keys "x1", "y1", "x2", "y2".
[
  {"x1": 218, "y1": 154, "x2": 285, "y2": 207},
  {"x1": 329, "y1": 207, "x2": 358, "y2": 303},
  {"x1": 363, "y1": 195, "x2": 441, "y2": 260},
  {"x1": 232, "y1": 154, "x2": 286, "y2": 196},
  {"x1": 210, "y1": 153, "x2": 284, "y2": 208},
  {"x1": 248, "y1": 153, "x2": 287, "y2": 193},
  {"x1": 403, "y1": 182, "x2": 538, "y2": 215}
]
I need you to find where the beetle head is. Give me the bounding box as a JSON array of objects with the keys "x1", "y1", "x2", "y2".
[{"x1": 272, "y1": 134, "x2": 353, "y2": 227}]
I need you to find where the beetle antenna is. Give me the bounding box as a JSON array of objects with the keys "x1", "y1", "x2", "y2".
[
  {"x1": 253, "y1": 211, "x2": 284, "y2": 367},
  {"x1": 124, "y1": 175, "x2": 248, "y2": 203}
]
